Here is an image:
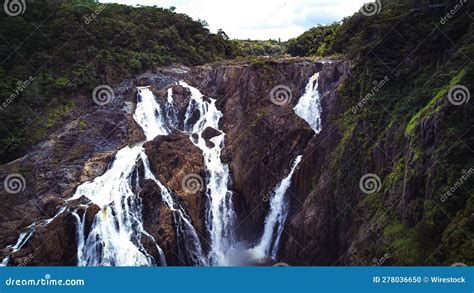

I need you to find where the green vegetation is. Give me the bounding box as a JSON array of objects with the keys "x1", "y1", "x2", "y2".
[
  {"x1": 286, "y1": 23, "x2": 339, "y2": 57},
  {"x1": 289, "y1": 0, "x2": 474, "y2": 265},
  {"x1": 232, "y1": 39, "x2": 285, "y2": 57},
  {"x1": 0, "y1": 0, "x2": 236, "y2": 163}
]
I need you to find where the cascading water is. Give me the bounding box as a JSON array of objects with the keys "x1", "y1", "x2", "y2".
[
  {"x1": 0, "y1": 228, "x2": 34, "y2": 266},
  {"x1": 249, "y1": 155, "x2": 302, "y2": 260},
  {"x1": 179, "y1": 81, "x2": 237, "y2": 265},
  {"x1": 293, "y1": 72, "x2": 322, "y2": 133},
  {"x1": 70, "y1": 144, "x2": 158, "y2": 266},
  {"x1": 249, "y1": 71, "x2": 324, "y2": 261},
  {"x1": 133, "y1": 87, "x2": 170, "y2": 139},
  {"x1": 2, "y1": 70, "x2": 324, "y2": 267},
  {"x1": 70, "y1": 86, "x2": 206, "y2": 266}
]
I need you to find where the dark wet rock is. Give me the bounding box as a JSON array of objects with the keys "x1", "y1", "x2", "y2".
[
  {"x1": 9, "y1": 210, "x2": 78, "y2": 266},
  {"x1": 185, "y1": 60, "x2": 321, "y2": 243},
  {"x1": 201, "y1": 127, "x2": 221, "y2": 140},
  {"x1": 80, "y1": 151, "x2": 115, "y2": 182},
  {"x1": 143, "y1": 130, "x2": 207, "y2": 242}
]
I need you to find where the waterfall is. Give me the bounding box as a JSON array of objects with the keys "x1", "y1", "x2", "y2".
[
  {"x1": 133, "y1": 87, "x2": 170, "y2": 139},
  {"x1": 249, "y1": 155, "x2": 302, "y2": 260},
  {"x1": 0, "y1": 228, "x2": 34, "y2": 266},
  {"x1": 70, "y1": 145, "x2": 158, "y2": 266},
  {"x1": 179, "y1": 81, "x2": 237, "y2": 265},
  {"x1": 70, "y1": 86, "x2": 206, "y2": 266},
  {"x1": 293, "y1": 72, "x2": 322, "y2": 133},
  {"x1": 2, "y1": 73, "x2": 319, "y2": 266}
]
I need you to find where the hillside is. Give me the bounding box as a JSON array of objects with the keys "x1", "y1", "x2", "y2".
[
  {"x1": 0, "y1": 0, "x2": 235, "y2": 163},
  {"x1": 284, "y1": 0, "x2": 474, "y2": 265}
]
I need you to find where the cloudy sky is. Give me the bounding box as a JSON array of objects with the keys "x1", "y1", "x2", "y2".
[{"x1": 100, "y1": 0, "x2": 368, "y2": 40}]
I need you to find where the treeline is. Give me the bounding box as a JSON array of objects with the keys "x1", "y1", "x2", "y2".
[{"x1": 232, "y1": 39, "x2": 285, "y2": 57}]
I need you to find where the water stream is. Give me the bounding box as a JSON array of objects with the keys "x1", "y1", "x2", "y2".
[
  {"x1": 180, "y1": 81, "x2": 237, "y2": 265},
  {"x1": 249, "y1": 155, "x2": 303, "y2": 260}
]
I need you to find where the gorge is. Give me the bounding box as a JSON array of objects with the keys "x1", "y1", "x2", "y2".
[
  {"x1": 0, "y1": 0, "x2": 473, "y2": 267},
  {"x1": 0, "y1": 59, "x2": 347, "y2": 266}
]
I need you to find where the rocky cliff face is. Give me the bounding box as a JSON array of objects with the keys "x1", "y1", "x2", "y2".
[
  {"x1": 1, "y1": 59, "x2": 343, "y2": 266},
  {"x1": 183, "y1": 60, "x2": 321, "y2": 244},
  {"x1": 282, "y1": 61, "x2": 473, "y2": 266}
]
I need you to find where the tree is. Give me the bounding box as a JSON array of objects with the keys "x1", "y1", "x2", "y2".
[{"x1": 217, "y1": 29, "x2": 229, "y2": 40}]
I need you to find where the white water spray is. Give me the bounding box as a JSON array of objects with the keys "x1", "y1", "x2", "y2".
[
  {"x1": 70, "y1": 86, "x2": 206, "y2": 266},
  {"x1": 294, "y1": 73, "x2": 322, "y2": 133},
  {"x1": 180, "y1": 81, "x2": 237, "y2": 265},
  {"x1": 249, "y1": 155, "x2": 302, "y2": 260}
]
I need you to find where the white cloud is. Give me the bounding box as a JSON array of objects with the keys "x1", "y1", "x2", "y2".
[{"x1": 99, "y1": 0, "x2": 368, "y2": 40}]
